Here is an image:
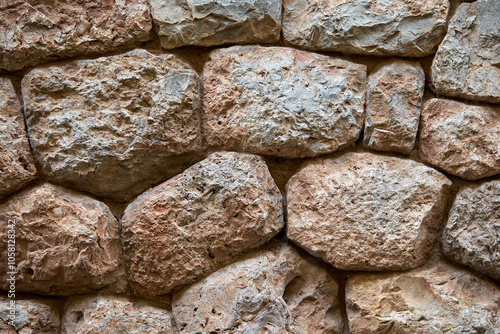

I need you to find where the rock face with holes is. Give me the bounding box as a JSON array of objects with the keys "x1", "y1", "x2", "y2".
[
  {"x1": 431, "y1": 0, "x2": 500, "y2": 104},
  {"x1": 22, "y1": 49, "x2": 202, "y2": 202},
  {"x1": 121, "y1": 152, "x2": 284, "y2": 298},
  {"x1": 442, "y1": 181, "x2": 500, "y2": 281},
  {"x1": 0, "y1": 296, "x2": 60, "y2": 334},
  {"x1": 151, "y1": 0, "x2": 282, "y2": 49},
  {"x1": 0, "y1": 77, "x2": 37, "y2": 198},
  {"x1": 0, "y1": 0, "x2": 152, "y2": 72},
  {"x1": 287, "y1": 152, "x2": 452, "y2": 271},
  {"x1": 0, "y1": 183, "x2": 124, "y2": 295},
  {"x1": 363, "y1": 60, "x2": 424, "y2": 154},
  {"x1": 172, "y1": 241, "x2": 342, "y2": 333},
  {"x1": 203, "y1": 46, "x2": 367, "y2": 158},
  {"x1": 419, "y1": 98, "x2": 500, "y2": 180},
  {"x1": 282, "y1": 0, "x2": 449, "y2": 57}
]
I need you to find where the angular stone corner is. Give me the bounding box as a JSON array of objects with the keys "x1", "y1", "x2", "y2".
[
  {"x1": 431, "y1": 0, "x2": 500, "y2": 104},
  {"x1": 22, "y1": 49, "x2": 202, "y2": 202},
  {"x1": 172, "y1": 241, "x2": 342, "y2": 334},
  {"x1": 419, "y1": 98, "x2": 500, "y2": 180},
  {"x1": 0, "y1": 77, "x2": 37, "y2": 198},
  {"x1": 151, "y1": 0, "x2": 282, "y2": 49},
  {"x1": 0, "y1": 296, "x2": 60, "y2": 334},
  {"x1": 282, "y1": 0, "x2": 449, "y2": 57},
  {"x1": 287, "y1": 152, "x2": 452, "y2": 271},
  {"x1": 363, "y1": 60, "x2": 425, "y2": 154},
  {"x1": 0, "y1": 183, "x2": 124, "y2": 295},
  {"x1": 0, "y1": 0, "x2": 152, "y2": 72},
  {"x1": 121, "y1": 151, "x2": 284, "y2": 298},
  {"x1": 203, "y1": 46, "x2": 366, "y2": 158}
]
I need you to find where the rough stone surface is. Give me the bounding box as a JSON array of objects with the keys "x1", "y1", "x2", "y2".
[
  {"x1": 22, "y1": 49, "x2": 202, "y2": 202},
  {"x1": 346, "y1": 259, "x2": 500, "y2": 333},
  {"x1": 122, "y1": 152, "x2": 284, "y2": 298},
  {"x1": 419, "y1": 98, "x2": 500, "y2": 180},
  {"x1": 443, "y1": 181, "x2": 500, "y2": 281},
  {"x1": 0, "y1": 296, "x2": 60, "y2": 334},
  {"x1": 151, "y1": 0, "x2": 281, "y2": 49},
  {"x1": 203, "y1": 46, "x2": 367, "y2": 158},
  {"x1": 0, "y1": 183, "x2": 124, "y2": 295},
  {"x1": 287, "y1": 152, "x2": 452, "y2": 271},
  {"x1": 0, "y1": 0, "x2": 152, "y2": 72},
  {"x1": 172, "y1": 241, "x2": 343, "y2": 334},
  {"x1": 283, "y1": 0, "x2": 449, "y2": 57},
  {"x1": 431, "y1": 0, "x2": 500, "y2": 104},
  {"x1": 61, "y1": 295, "x2": 174, "y2": 334},
  {"x1": 363, "y1": 60, "x2": 425, "y2": 154},
  {"x1": 0, "y1": 77, "x2": 37, "y2": 198}
]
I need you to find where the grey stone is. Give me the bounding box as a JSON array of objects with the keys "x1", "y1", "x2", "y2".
[{"x1": 0, "y1": 297, "x2": 60, "y2": 334}]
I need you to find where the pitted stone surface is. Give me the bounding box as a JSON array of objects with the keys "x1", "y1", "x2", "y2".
[{"x1": 0, "y1": 296, "x2": 60, "y2": 334}]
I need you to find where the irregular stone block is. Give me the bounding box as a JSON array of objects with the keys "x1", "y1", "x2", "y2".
[
  {"x1": 287, "y1": 152, "x2": 452, "y2": 271},
  {"x1": 0, "y1": 183, "x2": 124, "y2": 295},
  {"x1": 172, "y1": 241, "x2": 342, "y2": 334},
  {"x1": 0, "y1": 77, "x2": 37, "y2": 198},
  {"x1": 203, "y1": 46, "x2": 366, "y2": 158},
  {"x1": 283, "y1": 0, "x2": 449, "y2": 57},
  {"x1": 363, "y1": 60, "x2": 425, "y2": 154},
  {"x1": 0, "y1": 0, "x2": 152, "y2": 72},
  {"x1": 151, "y1": 0, "x2": 281, "y2": 49},
  {"x1": 122, "y1": 152, "x2": 284, "y2": 297},
  {"x1": 346, "y1": 260, "x2": 500, "y2": 333},
  {"x1": 431, "y1": 0, "x2": 500, "y2": 104},
  {"x1": 0, "y1": 296, "x2": 60, "y2": 334},
  {"x1": 22, "y1": 49, "x2": 202, "y2": 202},
  {"x1": 419, "y1": 98, "x2": 500, "y2": 180}
]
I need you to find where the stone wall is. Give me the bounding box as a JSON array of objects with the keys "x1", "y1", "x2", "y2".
[{"x1": 0, "y1": 0, "x2": 499, "y2": 333}]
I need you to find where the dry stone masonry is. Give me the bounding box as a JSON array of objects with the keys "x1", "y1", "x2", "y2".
[{"x1": 0, "y1": 0, "x2": 499, "y2": 333}]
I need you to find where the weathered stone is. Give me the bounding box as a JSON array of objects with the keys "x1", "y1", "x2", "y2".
[
  {"x1": 363, "y1": 60, "x2": 425, "y2": 154},
  {"x1": 287, "y1": 152, "x2": 452, "y2": 271},
  {"x1": 0, "y1": 183, "x2": 124, "y2": 295},
  {"x1": 346, "y1": 259, "x2": 500, "y2": 333},
  {"x1": 151, "y1": 0, "x2": 281, "y2": 49},
  {"x1": 0, "y1": 77, "x2": 37, "y2": 198},
  {"x1": 283, "y1": 0, "x2": 449, "y2": 57},
  {"x1": 172, "y1": 241, "x2": 343, "y2": 334},
  {"x1": 61, "y1": 295, "x2": 174, "y2": 334},
  {"x1": 419, "y1": 98, "x2": 500, "y2": 180},
  {"x1": 0, "y1": 296, "x2": 60, "y2": 334},
  {"x1": 431, "y1": 0, "x2": 500, "y2": 104},
  {"x1": 443, "y1": 181, "x2": 500, "y2": 281},
  {"x1": 22, "y1": 49, "x2": 202, "y2": 202},
  {"x1": 203, "y1": 46, "x2": 367, "y2": 158},
  {"x1": 122, "y1": 152, "x2": 284, "y2": 298},
  {"x1": 0, "y1": 0, "x2": 152, "y2": 72}
]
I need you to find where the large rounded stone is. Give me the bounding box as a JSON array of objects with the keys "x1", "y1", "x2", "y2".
[
  {"x1": 0, "y1": 296, "x2": 60, "y2": 334},
  {"x1": 287, "y1": 152, "x2": 452, "y2": 271}
]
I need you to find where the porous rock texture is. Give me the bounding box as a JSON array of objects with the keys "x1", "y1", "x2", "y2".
[
  {"x1": 287, "y1": 152, "x2": 452, "y2": 271},
  {"x1": 431, "y1": 0, "x2": 500, "y2": 104},
  {"x1": 203, "y1": 46, "x2": 367, "y2": 158},
  {"x1": 22, "y1": 49, "x2": 202, "y2": 202},
  {"x1": 0, "y1": 0, "x2": 152, "y2": 72},
  {"x1": 419, "y1": 98, "x2": 500, "y2": 180},
  {"x1": 0, "y1": 296, "x2": 60, "y2": 334},
  {"x1": 442, "y1": 180, "x2": 500, "y2": 281},
  {"x1": 282, "y1": 0, "x2": 449, "y2": 57},
  {"x1": 172, "y1": 241, "x2": 343, "y2": 334},
  {"x1": 363, "y1": 60, "x2": 425, "y2": 154},
  {"x1": 151, "y1": 0, "x2": 281, "y2": 49},
  {"x1": 346, "y1": 259, "x2": 500, "y2": 333},
  {"x1": 61, "y1": 295, "x2": 174, "y2": 334},
  {"x1": 121, "y1": 152, "x2": 284, "y2": 298},
  {"x1": 0, "y1": 77, "x2": 37, "y2": 198},
  {"x1": 0, "y1": 183, "x2": 124, "y2": 295}
]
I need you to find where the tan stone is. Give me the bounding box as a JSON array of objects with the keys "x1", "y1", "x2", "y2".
[
  {"x1": 203, "y1": 45, "x2": 366, "y2": 158},
  {"x1": 0, "y1": 296, "x2": 60, "y2": 334},
  {"x1": 287, "y1": 152, "x2": 452, "y2": 271},
  {"x1": 122, "y1": 152, "x2": 284, "y2": 298},
  {"x1": 172, "y1": 241, "x2": 343, "y2": 334},
  {"x1": 419, "y1": 98, "x2": 500, "y2": 180}
]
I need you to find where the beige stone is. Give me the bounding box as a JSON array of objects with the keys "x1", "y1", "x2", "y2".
[
  {"x1": 0, "y1": 296, "x2": 60, "y2": 334},
  {"x1": 122, "y1": 151, "x2": 284, "y2": 298}
]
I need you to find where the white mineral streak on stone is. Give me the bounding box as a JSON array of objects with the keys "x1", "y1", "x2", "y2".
[{"x1": 0, "y1": 297, "x2": 60, "y2": 334}]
